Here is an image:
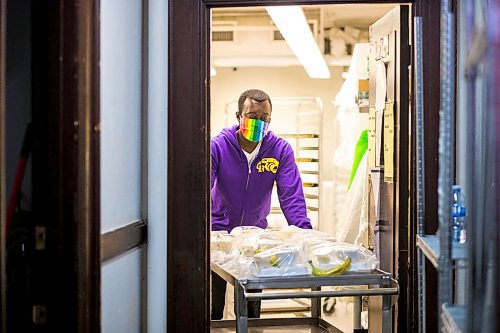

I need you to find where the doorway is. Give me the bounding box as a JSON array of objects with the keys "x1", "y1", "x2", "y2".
[
  {"x1": 168, "y1": 1, "x2": 411, "y2": 332},
  {"x1": 210, "y1": 4, "x2": 397, "y2": 331}
]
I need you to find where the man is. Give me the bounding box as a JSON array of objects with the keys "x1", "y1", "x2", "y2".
[{"x1": 211, "y1": 89, "x2": 312, "y2": 320}]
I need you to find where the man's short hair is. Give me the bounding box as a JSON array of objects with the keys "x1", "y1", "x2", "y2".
[{"x1": 237, "y1": 89, "x2": 272, "y2": 115}]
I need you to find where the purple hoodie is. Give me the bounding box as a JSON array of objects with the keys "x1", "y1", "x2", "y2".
[{"x1": 211, "y1": 125, "x2": 312, "y2": 232}]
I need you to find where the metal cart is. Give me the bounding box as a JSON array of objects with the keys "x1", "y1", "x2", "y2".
[{"x1": 211, "y1": 262, "x2": 399, "y2": 333}]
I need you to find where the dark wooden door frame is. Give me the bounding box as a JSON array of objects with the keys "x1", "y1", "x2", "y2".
[
  {"x1": 14, "y1": 0, "x2": 149, "y2": 332},
  {"x1": 44, "y1": 0, "x2": 149, "y2": 331},
  {"x1": 168, "y1": 1, "x2": 422, "y2": 332},
  {"x1": 32, "y1": 1, "x2": 101, "y2": 332},
  {"x1": 53, "y1": 1, "x2": 101, "y2": 331},
  {"x1": 0, "y1": 0, "x2": 6, "y2": 331}
]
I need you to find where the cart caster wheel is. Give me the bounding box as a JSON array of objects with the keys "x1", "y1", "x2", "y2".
[{"x1": 323, "y1": 297, "x2": 336, "y2": 314}]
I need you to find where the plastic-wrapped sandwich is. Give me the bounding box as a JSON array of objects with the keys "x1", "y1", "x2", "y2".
[
  {"x1": 252, "y1": 245, "x2": 310, "y2": 277},
  {"x1": 210, "y1": 231, "x2": 234, "y2": 252},
  {"x1": 306, "y1": 241, "x2": 379, "y2": 272}
]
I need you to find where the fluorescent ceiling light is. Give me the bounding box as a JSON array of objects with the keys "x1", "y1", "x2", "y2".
[{"x1": 266, "y1": 6, "x2": 330, "y2": 79}]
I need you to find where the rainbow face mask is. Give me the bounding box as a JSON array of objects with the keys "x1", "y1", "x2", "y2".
[{"x1": 239, "y1": 117, "x2": 270, "y2": 142}]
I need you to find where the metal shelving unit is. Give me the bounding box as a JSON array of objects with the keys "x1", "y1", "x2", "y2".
[
  {"x1": 271, "y1": 98, "x2": 322, "y2": 229},
  {"x1": 441, "y1": 304, "x2": 466, "y2": 333},
  {"x1": 270, "y1": 134, "x2": 320, "y2": 217},
  {"x1": 415, "y1": 1, "x2": 460, "y2": 330},
  {"x1": 414, "y1": 13, "x2": 429, "y2": 333},
  {"x1": 414, "y1": 1, "x2": 459, "y2": 330},
  {"x1": 416, "y1": 235, "x2": 466, "y2": 269},
  {"x1": 278, "y1": 133, "x2": 320, "y2": 215},
  {"x1": 415, "y1": 1, "x2": 499, "y2": 332}
]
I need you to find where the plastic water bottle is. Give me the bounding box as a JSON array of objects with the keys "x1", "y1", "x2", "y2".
[{"x1": 451, "y1": 185, "x2": 466, "y2": 243}]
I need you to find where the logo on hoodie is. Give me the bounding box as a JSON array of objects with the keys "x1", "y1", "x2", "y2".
[{"x1": 256, "y1": 158, "x2": 279, "y2": 173}]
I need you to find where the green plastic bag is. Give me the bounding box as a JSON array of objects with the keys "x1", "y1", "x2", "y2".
[{"x1": 348, "y1": 130, "x2": 368, "y2": 190}]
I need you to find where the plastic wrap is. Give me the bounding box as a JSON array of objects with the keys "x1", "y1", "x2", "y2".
[
  {"x1": 286, "y1": 228, "x2": 336, "y2": 251},
  {"x1": 210, "y1": 231, "x2": 240, "y2": 268},
  {"x1": 230, "y1": 226, "x2": 265, "y2": 251},
  {"x1": 299, "y1": 231, "x2": 336, "y2": 252},
  {"x1": 233, "y1": 227, "x2": 282, "y2": 256},
  {"x1": 252, "y1": 245, "x2": 310, "y2": 277},
  {"x1": 211, "y1": 227, "x2": 377, "y2": 278},
  {"x1": 242, "y1": 238, "x2": 282, "y2": 257},
  {"x1": 210, "y1": 231, "x2": 234, "y2": 252},
  {"x1": 306, "y1": 241, "x2": 378, "y2": 272},
  {"x1": 230, "y1": 226, "x2": 265, "y2": 238},
  {"x1": 271, "y1": 225, "x2": 303, "y2": 241}
]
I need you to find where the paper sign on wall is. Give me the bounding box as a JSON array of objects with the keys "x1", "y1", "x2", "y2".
[
  {"x1": 383, "y1": 101, "x2": 395, "y2": 182},
  {"x1": 376, "y1": 109, "x2": 384, "y2": 166},
  {"x1": 368, "y1": 106, "x2": 376, "y2": 168},
  {"x1": 375, "y1": 62, "x2": 387, "y2": 111}
]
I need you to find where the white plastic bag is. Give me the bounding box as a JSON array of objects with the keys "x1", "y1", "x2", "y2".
[{"x1": 337, "y1": 153, "x2": 369, "y2": 247}]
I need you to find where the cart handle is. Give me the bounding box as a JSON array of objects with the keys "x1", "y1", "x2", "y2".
[{"x1": 241, "y1": 277, "x2": 399, "y2": 301}]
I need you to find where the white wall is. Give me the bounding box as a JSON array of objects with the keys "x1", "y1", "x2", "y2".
[
  {"x1": 102, "y1": 250, "x2": 142, "y2": 333},
  {"x1": 211, "y1": 65, "x2": 344, "y2": 232},
  {"x1": 147, "y1": 0, "x2": 167, "y2": 331},
  {"x1": 100, "y1": 0, "x2": 143, "y2": 332},
  {"x1": 101, "y1": 0, "x2": 142, "y2": 233}
]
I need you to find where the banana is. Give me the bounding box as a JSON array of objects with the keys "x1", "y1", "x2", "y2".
[
  {"x1": 308, "y1": 257, "x2": 351, "y2": 277},
  {"x1": 254, "y1": 246, "x2": 268, "y2": 255},
  {"x1": 269, "y1": 255, "x2": 281, "y2": 267}
]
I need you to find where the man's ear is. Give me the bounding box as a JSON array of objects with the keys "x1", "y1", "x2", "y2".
[{"x1": 235, "y1": 112, "x2": 240, "y2": 121}]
